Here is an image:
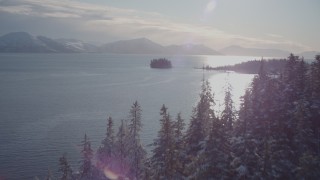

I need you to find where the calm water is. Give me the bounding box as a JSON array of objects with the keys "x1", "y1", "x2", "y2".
[{"x1": 0, "y1": 53, "x2": 255, "y2": 179}]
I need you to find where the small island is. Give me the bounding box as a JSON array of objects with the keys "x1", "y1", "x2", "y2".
[{"x1": 150, "y1": 58, "x2": 172, "y2": 69}]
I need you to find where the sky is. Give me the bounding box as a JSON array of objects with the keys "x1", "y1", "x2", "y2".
[{"x1": 0, "y1": 0, "x2": 319, "y2": 52}]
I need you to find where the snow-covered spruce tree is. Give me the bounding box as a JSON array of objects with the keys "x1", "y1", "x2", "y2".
[
  {"x1": 79, "y1": 134, "x2": 94, "y2": 179},
  {"x1": 311, "y1": 55, "x2": 320, "y2": 99},
  {"x1": 294, "y1": 99, "x2": 315, "y2": 155},
  {"x1": 250, "y1": 61, "x2": 282, "y2": 178},
  {"x1": 231, "y1": 61, "x2": 288, "y2": 179},
  {"x1": 150, "y1": 105, "x2": 175, "y2": 179},
  {"x1": 114, "y1": 120, "x2": 130, "y2": 178},
  {"x1": 265, "y1": 78, "x2": 297, "y2": 179},
  {"x1": 235, "y1": 57, "x2": 314, "y2": 178},
  {"x1": 127, "y1": 101, "x2": 146, "y2": 180},
  {"x1": 290, "y1": 54, "x2": 320, "y2": 178},
  {"x1": 283, "y1": 54, "x2": 302, "y2": 106},
  {"x1": 231, "y1": 62, "x2": 269, "y2": 178},
  {"x1": 172, "y1": 113, "x2": 186, "y2": 179},
  {"x1": 296, "y1": 152, "x2": 320, "y2": 179},
  {"x1": 45, "y1": 168, "x2": 53, "y2": 180},
  {"x1": 310, "y1": 55, "x2": 320, "y2": 158},
  {"x1": 185, "y1": 79, "x2": 215, "y2": 159},
  {"x1": 174, "y1": 113, "x2": 185, "y2": 148},
  {"x1": 191, "y1": 115, "x2": 231, "y2": 179},
  {"x1": 273, "y1": 54, "x2": 315, "y2": 178},
  {"x1": 252, "y1": 60, "x2": 302, "y2": 178},
  {"x1": 59, "y1": 154, "x2": 73, "y2": 180},
  {"x1": 233, "y1": 89, "x2": 251, "y2": 138},
  {"x1": 231, "y1": 89, "x2": 255, "y2": 179},
  {"x1": 97, "y1": 116, "x2": 115, "y2": 168},
  {"x1": 231, "y1": 55, "x2": 320, "y2": 179},
  {"x1": 221, "y1": 81, "x2": 235, "y2": 132},
  {"x1": 188, "y1": 81, "x2": 234, "y2": 179}
]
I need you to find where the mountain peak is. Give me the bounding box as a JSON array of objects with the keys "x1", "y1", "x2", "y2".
[
  {"x1": 0, "y1": 32, "x2": 76, "y2": 53},
  {"x1": 122, "y1": 37, "x2": 158, "y2": 45},
  {"x1": 132, "y1": 37, "x2": 150, "y2": 41},
  {"x1": 1, "y1": 32, "x2": 34, "y2": 41},
  {"x1": 0, "y1": 32, "x2": 221, "y2": 55}
]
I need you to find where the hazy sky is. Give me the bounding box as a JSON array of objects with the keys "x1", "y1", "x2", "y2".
[{"x1": 0, "y1": 0, "x2": 319, "y2": 52}]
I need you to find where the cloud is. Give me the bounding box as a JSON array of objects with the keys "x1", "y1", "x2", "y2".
[
  {"x1": 0, "y1": 0, "x2": 311, "y2": 52},
  {"x1": 266, "y1": 33, "x2": 284, "y2": 39}
]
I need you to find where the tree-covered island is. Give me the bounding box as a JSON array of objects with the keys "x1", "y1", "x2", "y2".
[{"x1": 150, "y1": 58, "x2": 172, "y2": 69}]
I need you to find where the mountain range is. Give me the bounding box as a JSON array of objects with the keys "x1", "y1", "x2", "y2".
[
  {"x1": 0, "y1": 32, "x2": 221, "y2": 55},
  {"x1": 0, "y1": 32, "x2": 319, "y2": 58},
  {"x1": 219, "y1": 45, "x2": 291, "y2": 57}
]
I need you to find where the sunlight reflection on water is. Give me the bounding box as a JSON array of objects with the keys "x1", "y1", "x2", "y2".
[
  {"x1": 205, "y1": 55, "x2": 265, "y2": 67},
  {"x1": 209, "y1": 72, "x2": 254, "y2": 113}
]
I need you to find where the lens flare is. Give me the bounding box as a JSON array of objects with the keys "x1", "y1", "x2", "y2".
[
  {"x1": 205, "y1": 0, "x2": 217, "y2": 13},
  {"x1": 201, "y1": 0, "x2": 217, "y2": 22},
  {"x1": 103, "y1": 167, "x2": 119, "y2": 180}
]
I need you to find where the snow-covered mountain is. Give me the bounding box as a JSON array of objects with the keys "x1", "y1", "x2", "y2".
[
  {"x1": 56, "y1": 38, "x2": 98, "y2": 53},
  {"x1": 0, "y1": 32, "x2": 78, "y2": 53},
  {"x1": 0, "y1": 32, "x2": 221, "y2": 55},
  {"x1": 99, "y1": 38, "x2": 221, "y2": 55},
  {"x1": 99, "y1": 38, "x2": 165, "y2": 54}
]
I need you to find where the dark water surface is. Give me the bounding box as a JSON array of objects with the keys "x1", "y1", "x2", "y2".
[{"x1": 0, "y1": 53, "x2": 254, "y2": 179}]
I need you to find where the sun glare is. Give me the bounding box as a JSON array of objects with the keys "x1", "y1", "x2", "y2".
[
  {"x1": 205, "y1": 0, "x2": 217, "y2": 13},
  {"x1": 103, "y1": 167, "x2": 119, "y2": 180}
]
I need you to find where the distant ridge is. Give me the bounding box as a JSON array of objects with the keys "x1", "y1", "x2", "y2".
[
  {"x1": 99, "y1": 37, "x2": 221, "y2": 55},
  {"x1": 220, "y1": 45, "x2": 291, "y2": 57},
  {"x1": 298, "y1": 51, "x2": 320, "y2": 60},
  {"x1": 164, "y1": 44, "x2": 221, "y2": 55},
  {"x1": 99, "y1": 38, "x2": 165, "y2": 54},
  {"x1": 2, "y1": 32, "x2": 317, "y2": 57},
  {"x1": 55, "y1": 38, "x2": 98, "y2": 53},
  {"x1": 0, "y1": 32, "x2": 221, "y2": 55},
  {"x1": 0, "y1": 32, "x2": 77, "y2": 53}
]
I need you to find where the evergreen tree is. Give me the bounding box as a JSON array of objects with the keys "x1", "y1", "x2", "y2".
[
  {"x1": 231, "y1": 89, "x2": 254, "y2": 179},
  {"x1": 296, "y1": 152, "x2": 320, "y2": 179},
  {"x1": 266, "y1": 78, "x2": 297, "y2": 179},
  {"x1": 283, "y1": 53, "x2": 301, "y2": 104},
  {"x1": 150, "y1": 105, "x2": 175, "y2": 179},
  {"x1": 114, "y1": 120, "x2": 130, "y2": 178},
  {"x1": 185, "y1": 79, "x2": 215, "y2": 157},
  {"x1": 310, "y1": 55, "x2": 320, "y2": 155},
  {"x1": 79, "y1": 134, "x2": 94, "y2": 179},
  {"x1": 191, "y1": 115, "x2": 231, "y2": 179},
  {"x1": 232, "y1": 61, "x2": 282, "y2": 178},
  {"x1": 46, "y1": 168, "x2": 53, "y2": 180},
  {"x1": 221, "y1": 81, "x2": 235, "y2": 131},
  {"x1": 294, "y1": 99, "x2": 314, "y2": 155},
  {"x1": 189, "y1": 80, "x2": 234, "y2": 179},
  {"x1": 174, "y1": 113, "x2": 185, "y2": 141},
  {"x1": 311, "y1": 55, "x2": 320, "y2": 98},
  {"x1": 59, "y1": 154, "x2": 73, "y2": 180},
  {"x1": 127, "y1": 101, "x2": 146, "y2": 179},
  {"x1": 172, "y1": 113, "x2": 186, "y2": 179},
  {"x1": 98, "y1": 116, "x2": 115, "y2": 167}
]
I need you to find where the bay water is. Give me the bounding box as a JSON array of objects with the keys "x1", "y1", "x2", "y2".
[{"x1": 0, "y1": 53, "x2": 256, "y2": 179}]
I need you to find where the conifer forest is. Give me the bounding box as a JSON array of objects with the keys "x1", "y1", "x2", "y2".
[{"x1": 56, "y1": 54, "x2": 320, "y2": 179}]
